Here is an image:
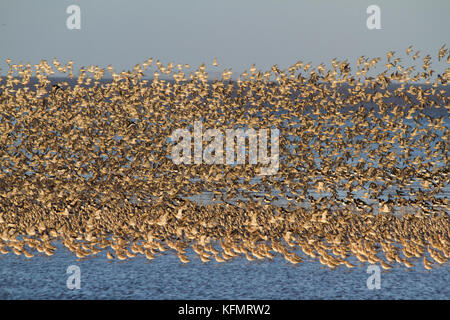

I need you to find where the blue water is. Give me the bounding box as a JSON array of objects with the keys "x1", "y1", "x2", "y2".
[{"x1": 0, "y1": 243, "x2": 448, "y2": 300}]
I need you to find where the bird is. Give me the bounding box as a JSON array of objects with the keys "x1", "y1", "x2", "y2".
[
  {"x1": 116, "y1": 251, "x2": 128, "y2": 261},
  {"x1": 380, "y1": 260, "x2": 392, "y2": 270},
  {"x1": 0, "y1": 48, "x2": 447, "y2": 275},
  {"x1": 343, "y1": 260, "x2": 356, "y2": 268},
  {"x1": 144, "y1": 249, "x2": 155, "y2": 260},
  {"x1": 406, "y1": 45, "x2": 413, "y2": 55},
  {"x1": 178, "y1": 253, "x2": 190, "y2": 264},
  {"x1": 423, "y1": 257, "x2": 433, "y2": 270}
]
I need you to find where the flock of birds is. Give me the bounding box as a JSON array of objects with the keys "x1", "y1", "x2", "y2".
[{"x1": 0, "y1": 46, "x2": 448, "y2": 271}]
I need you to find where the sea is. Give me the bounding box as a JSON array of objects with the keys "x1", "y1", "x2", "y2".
[{"x1": 1, "y1": 243, "x2": 449, "y2": 300}]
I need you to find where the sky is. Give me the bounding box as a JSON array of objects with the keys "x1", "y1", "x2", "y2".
[{"x1": 0, "y1": 0, "x2": 449, "y2": 77}]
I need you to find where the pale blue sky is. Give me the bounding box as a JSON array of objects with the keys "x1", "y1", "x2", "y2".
[{"x1": 0, "y1": 0, "x2": 449, "y2": 76}]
